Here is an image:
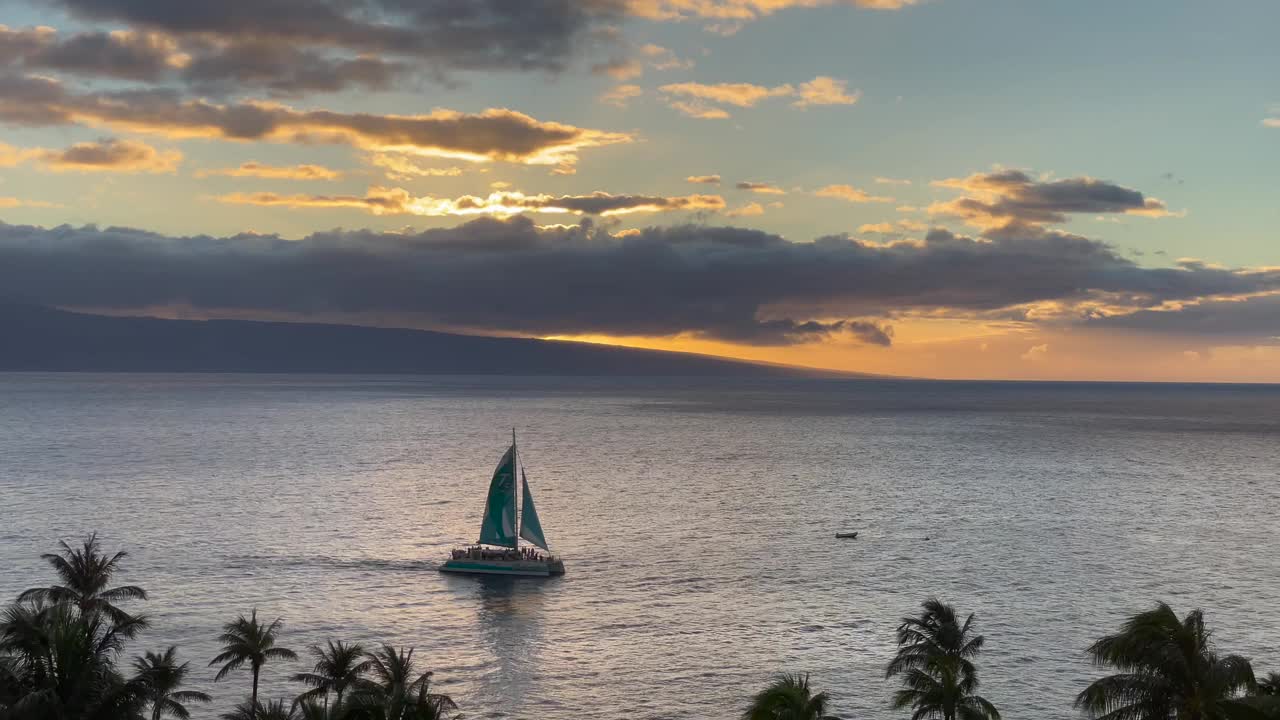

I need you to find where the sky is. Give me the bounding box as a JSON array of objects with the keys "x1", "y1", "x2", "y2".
[{"x1": 0, "y1": 0, "x2": 1278, "y2": 381}]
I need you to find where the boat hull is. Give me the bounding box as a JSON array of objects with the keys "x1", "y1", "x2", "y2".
[{"x1": 439, "y1": 558, "x2": 565, "y2": 577}]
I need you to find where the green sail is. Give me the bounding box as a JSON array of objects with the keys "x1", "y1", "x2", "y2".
[
  {"x1": 477, "y1": 444, "x2": 517, "y2": 547},
  {"x1": 519, "y1": 470, "x2": 549, "y2": 550}
]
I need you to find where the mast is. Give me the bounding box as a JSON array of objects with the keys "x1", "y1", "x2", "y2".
[{"x1": 512, "y1": 427, "x2": 520, "y2": 551}]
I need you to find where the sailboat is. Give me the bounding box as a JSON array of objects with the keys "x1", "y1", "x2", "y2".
[{"x1": 440, "y1": 431, "x2": 565, "y2": 577}]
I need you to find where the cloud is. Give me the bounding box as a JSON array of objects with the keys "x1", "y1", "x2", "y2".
[
  {"x1": 735, "y1": 181, "x2": 786, "y2": 195},
  {"x1": 196, "y1": 161, "x2": 340, "y2": 180},
  {"x1": 792, "y1": 76, "x2": 859, "y2": 107},
  {"x1": 628, "y1": 0, "x2": 920, "y2": 24},
  {"x1": 666, "y1": 100, "x2": 731, "y2": 119},
  {"x1": 590, "y1": 44, "x2": 691, "y2": 83},
  {"x1": 365, "y1": 154, "x2": 464, "y2": 181},
  {"x1": 660, "y1": 80, "x2": 794, "y2": 107},
  {"x1": 686, "y1": 174, "x2": 721, "y2": 185},
  {"x1": 175, "y1": 40, "x2": 404, "y2": 96},
  {"x1": 44, "y1": 0, "x2": 625, "y2": 79},
  {"x1": 216, "y1": 188, "x2": 727, "y2": 217},
  {"x1": 0, "y1": 26, "x2": 186, "y2": 82},
  {"x1": 726, "y1": 201, "x2": 764, "y2": 216},
  {"x1": 1, "y1": 137, "x2": 180, "y2": 173},
  {"x1": 0, "y1": 196, "x2": 60, "y2": 208},
  {"x1": 1020, "y1": 343, "x2": 1049, "y2": 361},
  {"x1": 6, "y1": 213, "x2": 1280, "y2": 348},
  {"x1": 0, "y1": 26, "x2": 403, "y2": 95},
  {"x1": 813, "y1": 184, "x2": 893, "y2": 203},
  {"x1": 39, "y1": 137, "x2": 181, "y2": 173},
  {"x1": 0, "y1": 141, "x2": 40, "y2": 167},
  {"x1": 875, "y1": 177, "x2": 911, "y2": 185},
  {"x1": 640, "y1": 43, "x2": 694, "y2": 71},
  {"x1": 1083, "y1": 291, "x2": 1280, "y2": 340},
  {"x1": 659, "y1": 77, "x2": 858, "y2": 118},
  {"x1": 930, "y1": 169, "x2": 1179, "y2": 233},
  {"x1": 592, "y1": 57, "x2": 643, "y2": 80},
  {"x1": 0, "y1": 73, "x2": 632, "y2": 171},
  {"x1": 600, "y1": 83, "x2": 643, "y2": 107}
]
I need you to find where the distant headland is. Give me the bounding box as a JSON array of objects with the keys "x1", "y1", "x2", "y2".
[{"x1": 0, "y1": 303, "x2": 875, "y2": 377}]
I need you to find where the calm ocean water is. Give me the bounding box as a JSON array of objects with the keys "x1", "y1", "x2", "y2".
[{"x1": 1, "y1": 373, "x2": 1279, "y2": 719}]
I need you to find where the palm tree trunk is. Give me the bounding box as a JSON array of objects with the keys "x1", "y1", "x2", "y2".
[{"x1": 252, "y1": 662, "x2": 261, "y2": 717}]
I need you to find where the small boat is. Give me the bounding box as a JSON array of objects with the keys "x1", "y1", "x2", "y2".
[
  {"x1": 440, "y1": 431, "x2": 565, "y2": 578},
  {"x1": 835, "y1": 532, "x2": 858, "y2": 539}
]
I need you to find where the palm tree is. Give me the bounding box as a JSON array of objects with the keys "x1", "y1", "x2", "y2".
[
  {"x1": 886, "y1": 598, "x2": 1000, "y2": 720},
  {"x1": 348, "y1": 645, "x2": 458, "y2": 720},
  {"x1": 1075, "y1": 602, "x2": 1257, "y2": 720},
  {"x1": 743, "y1": 673, "x2": 839, "y2": 720},
  {"x1": 210, "y1": 611, "x2": 298, "y2": 714},
  {"x1": 293, "y1": 641, "x2": 370, "y2": 710},
  {"x1": 17, "y1": 534, "x2": 148, "y2": 628},
  {"x1": 134, "y1": 646, "x2": 212, "y2": 720},
  {"x1": 0, "y1": 599, "x2": 147, "y2": 719},
  {"x1": 1258, "y1": 674, "x2": 1280, "y2": 697}
]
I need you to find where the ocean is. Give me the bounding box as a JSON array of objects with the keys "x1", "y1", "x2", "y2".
[{"x1": 1, "y1": 373, "x2": 1278, "y2": 719}]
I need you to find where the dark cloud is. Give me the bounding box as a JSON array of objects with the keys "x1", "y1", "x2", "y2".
[
  {"x1": 178, "y1": 41, "x2": 404, "y2": 96},
  {"x1": 37, "y1": 137, "x2": 181, "y2": 172},
  {"x1": 0, "y1": 27, "x2": 406, "y2": 95},
  {"x1": 2, "y1": 218, "x2": 1278, "y2": 346},
  {"x1": 735, "y1": 181, "x2": 786, "y2": 194},
  {"x1": 931, "y1": 169, "x2": 1175, "y2": 233},
  {"x1": 0, "y1": 72, "x2": 630, "y2": 168},
  {"x1": 1084, "y1": 292, "x2": 1280, "y2": 339},
  {"x1": 0, "y1": 27, "x2": 178, "y2": 81},
  {"x1": 46, "y1": 0, "x2": 626, "y2": 75}
]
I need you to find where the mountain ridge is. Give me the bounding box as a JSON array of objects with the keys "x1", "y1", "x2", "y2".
[{"x1": 0, "y1": 303, "x2": 878, "y2": 378}]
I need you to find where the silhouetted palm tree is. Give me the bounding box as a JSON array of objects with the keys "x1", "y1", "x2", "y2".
[
  {"x1": 210, "y1": 611, "x2": 298, "y2": 714},
  {"x1": 1258, "y1": 674, "x2": 1280, "y2": 697},
  {"x1": 886, "y1": 598, "x2": 1000, "y2": 720},
  {"x1": 293, "y1": 641, "x2": 370, "y2": 710},
  {"x1": 348, "y1": 645, "x2": 458, "y2": 720},
  {"x1": 134, "y1": 646, "x2": 212, "y2": 720},
  {"x1": 0, "y1": 600, "x2": 147, "y2": 719},
  {"x1": 17, "y1": 534, "x2": 148, "y2": 628},
  {"x1": 1076, "y1": 603, "x2": 1257, "y2": 720},
  {"x1": 743, "y1": 673, "x2": 839, "y2": 720}
]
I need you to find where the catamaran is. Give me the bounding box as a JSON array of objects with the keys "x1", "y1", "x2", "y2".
[{"x1": 440, "y1": 431, "x2": 565, "y2": 577}]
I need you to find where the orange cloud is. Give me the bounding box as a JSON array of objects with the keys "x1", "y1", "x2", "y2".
[
  {"x1": 640, "y1": 43, "x2": 694, "y2": 71},
  {"x1": 0, "y1": 142, "x2": 40, "y2": 167},
  {"x1": 196, "y1": 161, "x2": 340, "y2": 180},
  {"x1": 814, "y1": 184, "x2": 894, "y2": 203},
  {"x1": 686, "y1": 174, "x2": 721, "y2": 184},
  {"x1": 660, "y1": 76, "x2": 858, "y2": 117},
  {"x1": 727, "y1": 201, "x2": 765, "y2": 216},
  {"x1": 793, "y1": 76, "x2": 860, "y2": 107},
  {"x1": 216, "y1": 187, "x2": 726, "y2": 217},
  {"x1": 660, "y1": 80, "x2": 794, "y2": 107},
  {"x1": 0, "y1": 196, "x2": 60, "y2": 208},
  {"x1": 366, "y1": 153, "x2": 464, "y2": 181},
  {"x1": 600, "y1": 84, "x2": 644, "y2": 108},
  {"x1": 665, "y1": 100, "x2": 731, "y2": 119},
  {"x1": 2, "y1": 138, "x2": 180, "y2": 173},
  {"x1": 628, "y1": 0, "x2": 920, "y2": 23}
]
